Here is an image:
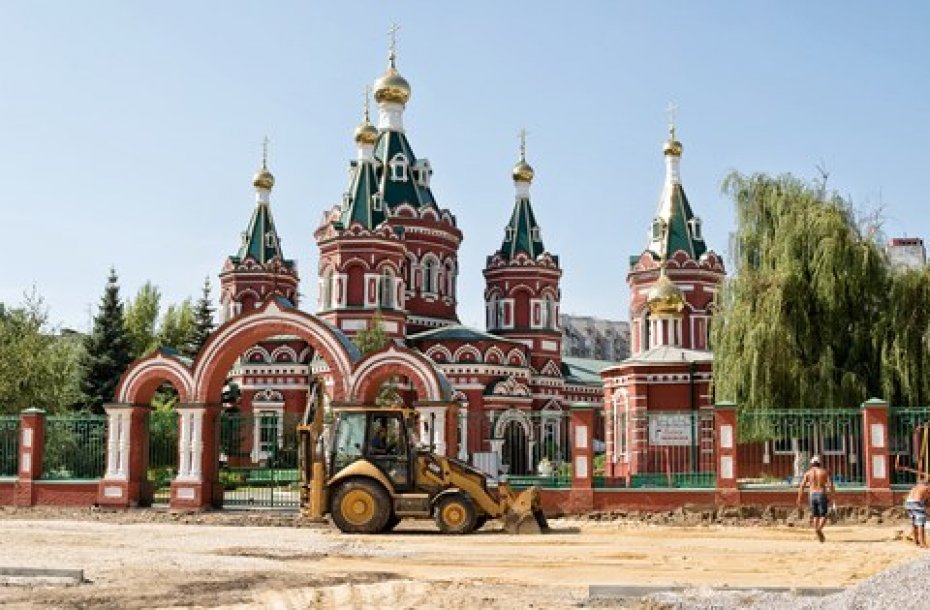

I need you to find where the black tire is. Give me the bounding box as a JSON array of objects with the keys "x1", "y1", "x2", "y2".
[
  {"x1": 381, "y1": 514, "x2": 402, "y2": 532},
  {"x1": 435, "y1": 493, "x2": 478, "y2": 534},
  {"x1": 474, "y1": 515, "x2": 488, "y2": 530},
  {"x1": 330, "y1": 479, "x2": 391, "y2": 534}
]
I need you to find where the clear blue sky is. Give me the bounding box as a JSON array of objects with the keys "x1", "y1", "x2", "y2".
[{"x1": 2, "y1": 2, "x2": 928, "y2": 332}]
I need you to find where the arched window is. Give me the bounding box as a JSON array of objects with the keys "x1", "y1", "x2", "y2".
[
  {"x1": 422, "y1": 258, "x2": 437, "y2": 294},
  {"x1": 322, "y1": 270, "x2": 334, "y2": 310},
  {"x1": 379, "y1": 270, "x2": 394, "y2": 309},
  {"x1": 487, "y1": 294, "x2": 499, "y2": 329},
  {"x1": 389, "y1": 153, "x2": 408, "y2": 182}
]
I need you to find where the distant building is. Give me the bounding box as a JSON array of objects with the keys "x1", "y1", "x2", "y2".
[
  {"x1": 887, "y1": 237, "x2": 926, "y2": 269},
  {"x1": 560, "y1": 315, "x2": 630, "y2": 362}
]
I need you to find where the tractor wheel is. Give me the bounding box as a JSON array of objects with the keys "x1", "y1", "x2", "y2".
[
  {"x1": 435, "y1": 493, "x2": 478, "y2": 534},
  {"x1": 331, "y1": 479, "x2": 391, "y2": 534},
  {"x1": 381, "y1": 514, "x2": 402, "y2": 533}
]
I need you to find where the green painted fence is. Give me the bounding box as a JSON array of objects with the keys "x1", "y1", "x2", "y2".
[
  {"x1": 0, "y1": 417, "x2": 18, "y2": 477},
  {"x1": 42, "y1": 415, "x2": 107, "y2": 480}
]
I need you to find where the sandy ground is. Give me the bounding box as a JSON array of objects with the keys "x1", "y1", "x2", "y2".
[{"x1": 0, "y1": 513, "x2": 922, "y2": 609}]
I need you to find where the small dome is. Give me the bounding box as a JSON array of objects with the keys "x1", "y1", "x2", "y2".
[
  {"x1": 647, "y1": 269, "x2": 684, "y2": 315},
  {"x1": 354, "y1": 122, "x2": 379, "y2": 146},
  {"x1": 512, "y1": 159, "x2": 535, "y2": 183},
  {"x1": 373, "y1": 67, "x2": 411, "y2": 105},
  {"x1": 252, "y1": 167, "x2": 274, "y2": 190},
  {"x1": 663, "y1": 138, "x2": 682, "y2": 157}
]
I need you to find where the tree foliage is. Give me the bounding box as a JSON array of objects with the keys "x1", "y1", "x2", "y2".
[
  {"x1": 352, "y1": 312, "x2": 390, "y2": 355},
  {"x1": 0, "y1": 291, "x2": 84, "y2": 414},
  {"x1": 187, "y1": 276, "x2": 216, "y2": 359},
  {"x1": 712, "y1": 172, "x2": 930, "y2": 410},
  {"x1": 158, "y1": 299, "x2": 196, "y2": 355},
  {"x1": 124, "y1": 281, "x2": 162, "y2": 359},
  {"x1": 80, "y1": 268, "x2": 133, "y2": 412}
]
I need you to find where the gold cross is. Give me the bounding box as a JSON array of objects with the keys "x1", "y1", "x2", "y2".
[
  {"x1": 388, "y1": 22, "x2": 400, "y2": 66},
  {"x1": 518, "y1": 128, "x2": 528, "y2": 161},
  {"x1": 665, "y1": 102, "x2": 678, "y2": 138},
  {"x1": 261, "y1": 136, "x2": 270, "y2": 169},
  {"x1": 363, "y1": 85, "x2": 371, "y2": 122}
]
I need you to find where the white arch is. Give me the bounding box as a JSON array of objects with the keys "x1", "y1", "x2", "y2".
[
  {"x1": 270, "y1": 345, "x2": 298, "y2": 363},
  {"x1": 494, "y1": 408, "x2": 534, "y2": 441},
  {"x1": 452, "y1": 344, "x2": 482, "y2": 363},
  {"x1": 117, "y1": 352, "x2": 195, "y2": 403},
  {"x1": 425, "y1": 344, "x2": 453, "y2": 362},
  {"x1": 506, "y1": 348, "x2": 526, "y2": 367},
  {"x1": 484, "y1": 346, "x2": 505, "y2": 364},
  {"x1": 243, "y1": 346, "x2": 271, "y2": 363}
]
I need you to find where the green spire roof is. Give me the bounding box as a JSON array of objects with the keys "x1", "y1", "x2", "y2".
[
  {"x1": 340, "y1": 159, "x2": 386, "y2": 229},
  {"x1": 231, "y1": 201, "x2": 293, "y2": 269},
  {"x1": 651, "y1": 183, "x2": 706, "y2": 261},
  {"x1": 374, "y1": 130, "x2": 436, "y2": 209},
  {"x1": 497, "y1": 195, "x2": 546, "y2": 261}
]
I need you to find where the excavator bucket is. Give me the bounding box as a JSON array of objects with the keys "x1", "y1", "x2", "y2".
[{"x1": 501, "y1": 486, "x2": 550, "y2": 535}]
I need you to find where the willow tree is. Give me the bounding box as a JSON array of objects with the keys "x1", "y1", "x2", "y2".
[
  {"x1": 873, "y1": 266, "x2": 930, "y2": 405},
  {"x1": 712, "y1": 173, "x2": 888, "y2": 410}
]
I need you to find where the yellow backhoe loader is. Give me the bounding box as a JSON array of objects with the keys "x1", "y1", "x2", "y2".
[{"x1": 297, "y1": 389, "x2": 548, "y2": 535}]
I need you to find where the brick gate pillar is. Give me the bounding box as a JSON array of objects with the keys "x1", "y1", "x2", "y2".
[
  {"x1": 14, "y1": 408, "x2": 45, "y2": 506},
  {"x1": 714, "y1": 401, "x2": 740, "y2": 506},
  {"x1": 97, "y1": 404, "x2": 150, "y2": 508},
  {"x1": 862, "y1": 398, "x2": 893, "y2": 507},
  {"x1": 170, "y1": 404, "x2": 221, "y2": 510},
  {"x1": 416, "y1": 404, "x2": 449, "y2": 456},
  {"x1": 568, "y1": 404, "x2": 595, "y2": 513}
]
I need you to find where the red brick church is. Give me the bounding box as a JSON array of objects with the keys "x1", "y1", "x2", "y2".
[{"x1": 211, "y1": 39, "x2": 723, "y2": 480}]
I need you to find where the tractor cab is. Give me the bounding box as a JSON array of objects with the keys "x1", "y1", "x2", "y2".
[{"x1": 329, "y1": 407, "x2": 418, "y2": 492}]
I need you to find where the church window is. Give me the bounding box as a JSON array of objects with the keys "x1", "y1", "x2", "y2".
[
  {"x1": 651, "y1": 218, "x2": 666, "y2": 241},
  {"x1": 389, "y1": 154, "x2": 408, "y2": 182},
  {"x1": 322, "y1": 270, "x2": 334, "y2": 310},
  {"x1": 422, "y1": 258, "x2": 438, "y2": 294},
  {"x1": 505, "y1": 226, "x2": 515, "y2": 242},
  {"x1": 689, "y1": 217, "x2": 703, "y2": 240},
  {"x1": 531, "y1": 227, "x2": 541, "y2": 242},
  {"x1": 379, "y1": 270, "x2": 394, "y2": 309},
  {"x1": 265, "y1": 232, "x2": 276, "y2": 249},
  {"x1": 416, "y1": 161, "x2": 431, "y2": 187},
  {"x1": 372, "y1": 194, "x2": 383, "y2": 211}
]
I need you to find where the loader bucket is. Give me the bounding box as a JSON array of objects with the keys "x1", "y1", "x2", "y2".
[{"x1": 501, "y1": 486, "x2": 550, "y2": 535}]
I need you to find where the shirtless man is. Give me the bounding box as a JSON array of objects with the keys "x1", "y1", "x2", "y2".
[
  {"x1": 905, "y1": 481, "x2": 930, "y2": 548},
  {"x1": 796, "y1": 455, "x2": 834, "y2": 542}
]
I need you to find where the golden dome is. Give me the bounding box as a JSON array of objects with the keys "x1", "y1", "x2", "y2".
[
  {"x1": 354, "y1": 122, "x2": 378, "y2": 145},
  {"x1": 663, "y1": 138, "x2": 683, "y2": 157},
  {"x1": 252, "y1": 166, "x2": 274, "y2": 190},
  {"x1": 512, "y1": 159, "x2": 535, "y2": 183},
  {"x1": 373, "y1": 67, "x2": 411, "y2": 105},
  {"x1": 647, "y1": 269, "x2": 684, "y2": 315}
]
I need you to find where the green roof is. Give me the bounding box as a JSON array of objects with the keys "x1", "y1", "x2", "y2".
[
  {"x1": 340, "y1": 159, "x2": 386, "y2": 229},
  {"x1": 643, "y1": 183, "x2": 706, "y2": 264},
  {"x1": 374, "y1": 130, "x2": 436, "y2": 209},
  {"x1": 408, "y1": 324, "x2": 524, "y2": 346},
  {"x1": 561, "y1": 356, "x2": 613, "y2": 385},
  {"x1": 497, "y1": 196, "x2": 546, "y2": 261},
  {"x1": 232, "y1": 201, "x2": 294, "y2": 270}
]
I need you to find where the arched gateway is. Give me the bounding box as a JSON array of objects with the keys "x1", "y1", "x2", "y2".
[{"x1": 97, "y1": 297, "x2": 453, "y2": 510}]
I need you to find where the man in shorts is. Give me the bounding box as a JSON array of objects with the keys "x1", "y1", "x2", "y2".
[
  {"x1": 797, "y1": 455, "x2": 834, "y2": 542},
  {"x1": 905, "y1": 481, "x2": 930, "y2": 548}
]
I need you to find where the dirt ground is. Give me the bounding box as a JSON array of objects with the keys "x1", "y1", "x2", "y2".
[{"x1": 0, "y1": 508, "x2": 922, "y2": 609}]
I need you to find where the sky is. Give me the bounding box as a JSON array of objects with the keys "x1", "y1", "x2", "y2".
[{"x1": 1, "y1": 2, "x2": 928, "y2": 332}]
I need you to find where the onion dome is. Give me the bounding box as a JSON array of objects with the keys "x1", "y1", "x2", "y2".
[
  {"x1": 647, "y1": 267, "x2": 684, "y2": 315},
  {"x1": 663, "y1": 127, "x2": 683, "y2": 157},
  {"x1": 374, "y1": 66, "x2": 410, "y2": 105},
  {"x1": 253, "y1": 165, "x2": 274, "y2": 190},
  {"x1": 354, "y1": 121, "x2": 378, "y2": 145},
  {"x1": 512, "y1": 159, "x2": 535, "y2": 183}
]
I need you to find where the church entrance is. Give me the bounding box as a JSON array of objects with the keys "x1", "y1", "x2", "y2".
[{"x1": 501, "y1": 420, "x2": 529, "y2": 476}]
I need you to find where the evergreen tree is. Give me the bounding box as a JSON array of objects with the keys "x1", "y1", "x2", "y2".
[
  {"x1": 124, "y1": 281, "x2": 162, "y2": 359},
  {"x1": 712, "y1": 173, "x2": 889, "y2": 411},
  {"x1": 81, "y1": 268, "x2": 132, "y2": 412},
  {"x1": 186, "y1": 276, "x2": 215, "y2": 358}
]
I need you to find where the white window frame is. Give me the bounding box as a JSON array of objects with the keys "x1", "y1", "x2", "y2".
[{"x1": 389, "y1": 154, "x2": 408, "y2": 182}]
